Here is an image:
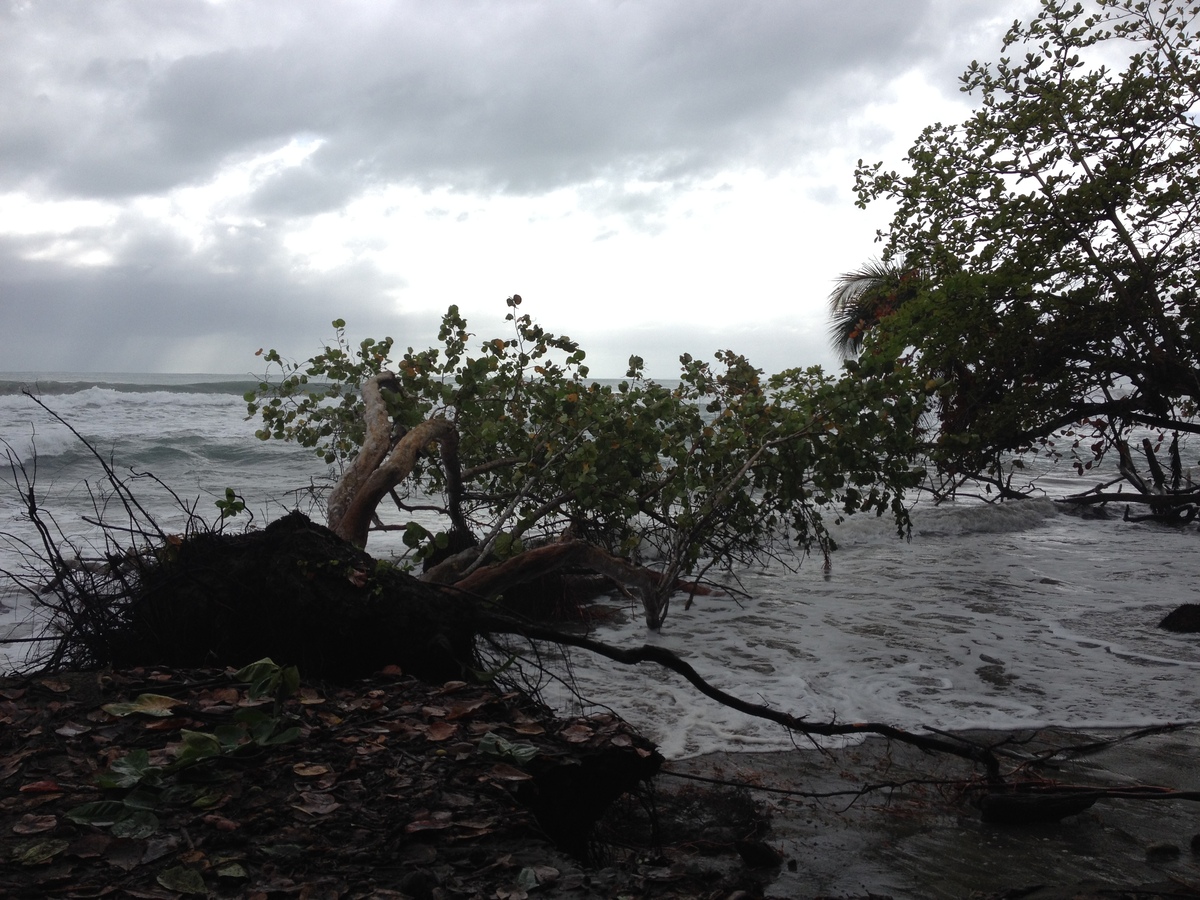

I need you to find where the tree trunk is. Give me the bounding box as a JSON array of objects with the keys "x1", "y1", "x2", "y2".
[{"x1": 326, "y1": 372, "x2": 458, "y2": 548}]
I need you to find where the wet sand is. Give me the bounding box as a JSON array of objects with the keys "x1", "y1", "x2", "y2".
[{"x1": 659, "y1": 725, "x2": 1200, "y2": 898}]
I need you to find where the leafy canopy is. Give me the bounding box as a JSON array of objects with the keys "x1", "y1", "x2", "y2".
[
  {"x1": 850, "y1": 0, "x2": 1200, "y2": 499},
  {"x1": 248, "y1": 298, "x2": 926, "y2": 621}
]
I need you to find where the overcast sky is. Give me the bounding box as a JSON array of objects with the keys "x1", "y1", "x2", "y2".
[{"x1": 0, "y1": 0, "x2": 1039, "y2": 378}]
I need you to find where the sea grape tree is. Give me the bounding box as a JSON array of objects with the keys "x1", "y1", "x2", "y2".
[
  {"x1": 248, "y1": 296, "x2": 925, "y2": 628},
  {"x1": 843, "y1": 0, "x2": 1200, "y2": 514}
]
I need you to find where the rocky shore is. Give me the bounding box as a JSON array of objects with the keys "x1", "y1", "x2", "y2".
[{"x1": 3, "y1": 664, "x2": 1200, "y2": 898}]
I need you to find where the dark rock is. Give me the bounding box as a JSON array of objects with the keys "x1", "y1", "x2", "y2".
[
  {"x1": 1146, "y1": 842, "x2": 1182, "y2": 861},
  {"x1": 733, "y1": 840, "x2": 784, "y2": 868},
  {"x1": 980, "y1": 790, "x2": 1100, "y2": 824},
  {"x1": 1160, "y1": 604, "x2": 1200, "y2": 632}
]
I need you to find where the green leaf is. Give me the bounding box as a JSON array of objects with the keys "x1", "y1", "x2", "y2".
[
  {"x1": 121, "y1": 787, "x2": 162, "y2": 810},
  {"x1": 110, "y1": 810, "x2": 159, "y2": 839},
  {"x1": 14, "y1": 839, "x2": 69, "y2": 866},
  {"x1": 174, "y1": 730, "x2": 222, "y2": 765},
  {"x1": 233, "y1": 657, "x2": 295, "y2": 700},
  {"x1": 259, "y1": 725, "x2": 302, "y2": 746},
  {"x1": 97, "y1": 750, "x2": 161, "y2": 789},
  {"x1": 65, "y1": 801, "x2": 129, "y2": 827},
  {"x1": 157, "y1": 866, "x2": 208, "y2": 895},
  {"x1": 102, "y1": 693, "x2": 185, "y2": 718},
  {"x1": 477, "y1": 731, "x2": 539, "y2": 764}
]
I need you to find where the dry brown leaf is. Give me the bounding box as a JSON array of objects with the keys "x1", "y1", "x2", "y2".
[
  {"x1": 455, "y1": 818, "x2": 497, "y2": 831},
  {"x1": 12, "y1": 814, "x2": 57, "y2": 835},
  {"x1": 291, "y1": 791, "x2": 340, "y2": 816},
  {"x1": 200, "y1": 814, "x2": 239, "y2": 832},
  {"x1": 144, "y1": 718, "x2": 181, "y2": 732},
  {"x1": 68, "y1": 832, "x2": 112, "y2": 858},
  {"x1": 405, "y1": 810, "x2": 453, "y2": 832},
  {"x1": 487, "y1": 763, "x2": 533, "y2": 782},
  {"x1": 560, "y1": 724, "x2": 593, "y2": 743},
  {"x1": 19, "y1": 780, "x2": 62, "y2": 794},
  {"x1": 292, "y1": 763, "x2": 330, "y2": 777},
  {"x1": 445, "y1": 698, "x2": 488, "y2": 719},
  {"x1": 425, "y1": 721, "x2": 458, "y2": 742}
]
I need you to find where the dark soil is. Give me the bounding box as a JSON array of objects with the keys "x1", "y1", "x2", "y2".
[{"x1": 0, "y1": 666, "x2": 775, "y2": 899}]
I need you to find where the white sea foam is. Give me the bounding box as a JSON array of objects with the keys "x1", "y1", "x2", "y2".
[{"x1": 543, "y1": 506, "x2": 1200, "y2": 758}]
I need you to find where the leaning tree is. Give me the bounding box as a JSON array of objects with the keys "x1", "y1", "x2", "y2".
[
  {"x1": 844, "y1": 0, "x2": 1200, "y2": 515},
  {"x1": 247, "y1": 296, "x2": 926, "y2": 629}
]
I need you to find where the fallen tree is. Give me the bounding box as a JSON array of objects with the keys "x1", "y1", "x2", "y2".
[
  {"x1": 0, "y1": 401, "x2": 995, "y2": 778},
  {"x1": 248, "y1": 298, "x2": 927, "y2": 629},
  {"x1": 10, "y1": 476, "x2": 1006, "y2": 780}
]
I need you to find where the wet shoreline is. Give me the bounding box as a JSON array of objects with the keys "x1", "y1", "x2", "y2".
[{"x1": 659, "y1": 725, "x2": 1200, "y2": 898}]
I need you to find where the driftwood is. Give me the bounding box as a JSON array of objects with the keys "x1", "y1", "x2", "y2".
[{"x1": 1060, "y1": 435, "x2": 1199, "y2": 524}]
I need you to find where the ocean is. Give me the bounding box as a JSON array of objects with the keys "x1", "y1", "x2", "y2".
[{"x1": 1, "y1": 374, "x2": 1198, "y2": 760}]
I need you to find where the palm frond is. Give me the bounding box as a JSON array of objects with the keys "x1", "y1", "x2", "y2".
[{"x1": 827, "y1": 259, "x2": 922, "y2": 359}]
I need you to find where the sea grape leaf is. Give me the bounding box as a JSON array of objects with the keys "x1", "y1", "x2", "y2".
[
  {"x1": 233, "y1": 657, "x2": 297, "y2": 700},
  {"x1": 102, "y1": 693, "x2": 185, "y2": 718},
  {"x1": 121, "y1": 787, "x2": 162, "y2": 810},
  {"x1": 98, "y1": 749, "x2": 162, "y2": 789},
  {"x1": 14, "y1": 839, "x2": 69, "y2": 865},
  {"x1": 110, "y1": 810, "x2": 159, "y2": 839},
  {"x1": 157, "y1": 866, "x2": 207, "y2": 895},
  {"x1": 477, "y1": 732, "x2": 539, "y2": 764},
  {"x1": 560, "y1": 724, "x2": 593, "y2": 743},
  {"x1": 487, "y1": 763, "x2": 534, "y2": 782},
  {"x1": 11, "y1": 814, "x2": 57, "y2": 835},
  {"x1": 65, "y1": 801, "x2": 128, "y2": 827},
  {"x1": 174, "y1": 730, "x2": 221, "y2": 765},
  {"x1": 425, "y1": 721, "x2": 458, "y2": 742},
  {"x1": 293, "y1": 763, "x2": 330, "y2": 777},
  {"x1": 258, "y1": 725, "x2": 301, "y2": 746}
]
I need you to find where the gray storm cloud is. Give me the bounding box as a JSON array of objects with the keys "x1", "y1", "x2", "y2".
[{"x1": 0, "y1": 0, "x2": 1033, "y2": 373}]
